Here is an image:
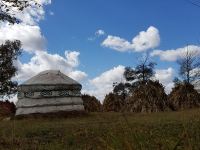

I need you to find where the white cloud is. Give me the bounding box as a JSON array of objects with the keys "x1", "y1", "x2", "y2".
[
  {"x1": 102, "y1": 26, "x2": 160, "y2": 52},
  {"x1": 132, "y1": 26, "x2": 160, "y2": 51},
  {"x1": 102, "y1": 36, "x2": 132, "y2": 52},
  {"x1": 95, "y1": 29, "x2": 105, "y2": 36},
  {"x1": 82, "y1": 65, "x2": 125, "y2": 102},
  {"x1": 14, "y1": 51, "x2": 87, "y2": 82},
  {"x1": 151, "y1": 45, "x2": 200, "y2": 61},
  {"x1": 155, "y1": 67, "x2": 175, "y2": 93},
  {"x1": 0, "y1": 0, "x2": 51, "y2": 52},
  {"x1": 65, "y1": 51, "x2": 80, "y2": 67},
  {"x1": 68, "y1": 71, "x2": 88, "y2": 82},
  {"x1": 0, "y1": 23, "x2": 46, "y2": 52}
]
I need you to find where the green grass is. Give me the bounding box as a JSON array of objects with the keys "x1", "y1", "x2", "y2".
[{"x1": 0, "y1": 109, "x2": 200, "y2": 150}]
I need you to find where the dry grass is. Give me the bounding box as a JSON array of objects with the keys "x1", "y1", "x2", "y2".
[{"x1": 0, "y1": 109, "x2": 200, "y2": 149}]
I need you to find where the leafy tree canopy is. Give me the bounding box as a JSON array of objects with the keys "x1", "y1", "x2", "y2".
[{"x1": 0, "y1": 40, "x2": 21, "y2": 99}]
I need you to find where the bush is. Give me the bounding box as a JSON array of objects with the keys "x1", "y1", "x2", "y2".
[
  {"x1": 0, "y1": 100, "x2": 16, "y2": 117},
  {"x1": 82, "y1": 94, "x2": 102, "y2": 112},
  {"x1": 168, "y1": 83, "x2": 200, "y2": 110},
  {"x1": 125, "y1": 80, "x2": 168, "y2": 112}
]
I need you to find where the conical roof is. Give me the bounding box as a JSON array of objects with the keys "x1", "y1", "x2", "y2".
[
  {"x1": 22, "y1": 70, "x2": 80, "y2": 85},
  {"x1": 18, "y1": 70, "x2": 82, "y2": 92}
]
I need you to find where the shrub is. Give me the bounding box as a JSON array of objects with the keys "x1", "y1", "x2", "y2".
[{"x1": 0, "y1": 100, "x2": 16, "y2": 117}]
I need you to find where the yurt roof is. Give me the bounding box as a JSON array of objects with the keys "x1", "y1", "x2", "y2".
[{"x1": 18, "y1": 70, "x2": 81, "y2": 92}]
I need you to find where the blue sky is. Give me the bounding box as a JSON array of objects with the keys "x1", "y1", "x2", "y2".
[
  {"x1": 1, "y1": 0, "x2": 200, "y2": 101},
  {"x1": 40, "y1": 0, "x2": 200, "y2": 74}
]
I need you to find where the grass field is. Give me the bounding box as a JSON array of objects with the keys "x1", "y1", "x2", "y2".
[{"x1": 0, "y1": 109, "x2": 200, "y2": 150}]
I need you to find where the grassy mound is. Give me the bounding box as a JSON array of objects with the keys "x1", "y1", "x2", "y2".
[{"x1": 0, "y1": 109, "x2": 200, "y2": 149}]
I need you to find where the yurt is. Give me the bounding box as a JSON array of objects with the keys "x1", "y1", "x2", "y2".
[{"x1": 16, "y1": 70, "x2": 84, "y2": 115}]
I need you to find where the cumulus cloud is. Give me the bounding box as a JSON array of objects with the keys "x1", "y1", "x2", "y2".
[
  {"x1": 68, "y1": 71, "x2": 87, "y2": 82},
  {"x1": 0, "y1": 23, "x2": 46, "y2": 52},
  {"x1": 102, "y1": 36, "x2": 132, "y2": 51},
  {"x1": 0, "y1": 0, "x2": 51, "y2": 52},
  {"x1": 82, "y1": 65, "x2": 125, "y2": 102},
  {"x1": 155, "y1": 68, "x2": 175, "y2": 93},
  {"x1": 14, "y1": 51, "x2": 87, "y2": 82},
  {"x1": 102, "y1": 26, "x2": 160, "y2": 52},
  {"x1": 151, "y1": 45, "x2": 200, "y2": 61},
  {"x1": 0, "y1": 0, "x2": 50, "y2": 53}
]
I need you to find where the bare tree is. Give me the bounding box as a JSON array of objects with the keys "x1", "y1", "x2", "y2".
[{"x1": 177, "y1": 47, "x2": 200, "y2": 84}]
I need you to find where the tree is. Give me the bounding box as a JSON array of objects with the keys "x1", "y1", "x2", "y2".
[
  {"x1": 113, "y1": 55, "x2": 156, "y2": 98},
  {"x1": 113, "y1": 82, "x2": 132, "y2": 98},
  {"x1": 168, "y1": 47, "x2": 200, "y2": 110},
  {"x1": 0, "y1": 0, "x2": 40, "y2": 24},
  {"x1": 113, "y1": 55, "x2": 157, "y2": 99},
  {"x1": 177, "y1": 47, "x2": 200, "y2": 84},
  {"x1": 124, "y1": 55, "x2": 156, "y2": 84},
  {"x1": 0, "y1": 40, "x2": 21, "y2": 100}
]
